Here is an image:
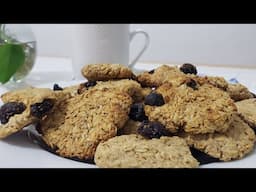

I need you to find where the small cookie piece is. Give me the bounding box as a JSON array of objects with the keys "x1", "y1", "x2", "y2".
[
  {"x1": 81, "y1": 64, "x2": 135, "y2": 81},
  {"x1": 179, "y1": 114, "x2": 256, "y2": 161},
  {"x1": 137, "y1": 65, "x2": 187, "y2": 87},
  {"x1": 236, "y1": 98, "x2": 256, "y2": 128},
  {"x1": 0, "y1": 87, "x2": 56, "y2": 139},
  {"x1": 227, "y1": 83, "x2": 254, "y2": 101},
  {"x1": 145, "y1": 82, "x2": 237, "y2": 134},
  {"x1": 94, "y1": 134, "x2": 199, "y2": 168},
  {"x1": 39, "y1": 89, "x2": 132, "y2": 160},
  {"x1": 78, "y1": 79, "x2": 142, "y2": 101}
]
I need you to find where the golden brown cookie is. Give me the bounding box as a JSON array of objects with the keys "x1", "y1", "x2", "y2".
[
  {"x1": 39, "y1": 88, "x2": 132, "y2": 160},
  {"x1": 144, "y1": 82, "x2": 237, "y2": 134},
  {"x1": 94, "y1": 134, "x2": 199, "y2": 168},
  {"x1": 81, "y1": 64, "x2": 135, "y2": 81},
  {"x1": 137, "y1": 64, "x2": 254, "y2": 102},
  {"x1": 137, "y1": 65, "x2": 187, "y2": 87},
  {"x1": 236, "y1": 98, "x2": 256, "y2": 128},
  {"x1": 0, "y1": 88, "x2": 57, "y2": 139},
  {"x1": 179, "y1": 114, "x2": 256, "y2": 161},
  {"x1": 137, "y1": 65, "x2": 228, "y2": 91}
]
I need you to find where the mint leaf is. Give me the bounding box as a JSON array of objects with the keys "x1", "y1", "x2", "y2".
[{"x1": 0, "y1": 44, "x2": 25, "y2": 84}]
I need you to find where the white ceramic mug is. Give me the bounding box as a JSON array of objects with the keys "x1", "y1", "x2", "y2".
[{"x1": 71, "y1": 24, "x2": 150, "y2": 79}]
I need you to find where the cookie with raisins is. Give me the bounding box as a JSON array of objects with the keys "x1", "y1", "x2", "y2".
[{"x1": 0, "y1": 87, "x2": 56, "y2": 138}]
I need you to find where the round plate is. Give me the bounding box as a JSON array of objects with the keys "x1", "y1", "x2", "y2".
[{"x1": 1, "y1": 80, "x2": 256, "y2": 168}]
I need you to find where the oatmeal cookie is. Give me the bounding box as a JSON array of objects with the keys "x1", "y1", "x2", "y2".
[
  {"x1": 81, "y1": 64, "x2": 135, "y2": 81},
  {"x1": 236, "y1": 98, "x2": 256, "y2": 129},
  {"x1": 144, "y1": 82, "x2": 237, "y2": 134},
  {"x1": 94, "y1": 134, "x2": 199, "y2": 168},
  {"x1": 179, "y1": 114, "x2": 255, "y2": 161},
  {"x1": 137, "y1": 65, "x2": 187, "y2": 87},
  {"x1": 39, "y1": 89, "x2": 132, "y2": 160},
  {"x1": 0, "y1": 88, "x2": 56, "y2": 138}
]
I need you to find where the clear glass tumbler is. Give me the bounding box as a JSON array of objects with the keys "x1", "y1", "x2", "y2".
[{"x1": 0, "y1": 24, "x2": 36, "y2": 83}]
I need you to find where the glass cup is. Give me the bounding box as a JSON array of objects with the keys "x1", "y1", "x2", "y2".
[{"x1": 0, "y1": 24, "x2": 36, "y2": 84}]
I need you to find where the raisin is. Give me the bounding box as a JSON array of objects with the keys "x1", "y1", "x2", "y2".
[
  {"x1": 129, "y1": 103, "x2": 148, "y2": 122},
  {"x1": 77, "y1": 81, "x2": 97, "y2": 94},
  {"x1": 84, "y1": 81, "x2": 97, "y2": 88},
  {"x1": 148, "y1": 69, "x2": 155, "y2": 74},
  {"x1": 180, "y1": 63, "x2": 197, "y2": 75},
  {"x1": 137, "y1": 120, "x2": 170, "y2": 139},
  {"x1": 186, "y1": 79, "x2": 198, "y2": 90},
  {"x1": 0, "y1": 102, "x2": 26, "y2": 124},
  {"x1": 53, "y1": 84, "x2": 63, "y2": 91},
  {"x1": 144, "y1": 92, "x2": 165, "y2": 106},
  {"x1": 190, "y1": 147, "x2": 221, "y2": 165},
  {"x1": 30, "y1": 99, "x2": 54, "y2": 119}
]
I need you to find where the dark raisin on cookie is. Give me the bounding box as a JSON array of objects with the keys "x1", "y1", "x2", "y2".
[
  {"x1": 137, "y1": 120, "x2": 171, "y2": 139},
  {"x1": 186, "y1": 79, "x2": 198, "y2": 90},
  {"x1": 129, "y1": 103, "x2": 148, "y2": 122},
  {"x1": 77, "y1": 81, "x2": 97, "y2": 94},
  {"x1": 144, "y1": 92, "x2": 165, "y2": 106},
  {"x1": 53, "y1": 84, "x2": 63, "y2": 91},
  {"x1": 189, "y1": 147, "x2": 221, "y2": 165},
  {"x1": 30, "y1": 99, "x2": 54, "y2": 119},
  {"x1": 148, "y1": 69, "x2": 155, "y2": 74},
  {"x1": 84, "y1": 81, "x2": 97, "y2": 88},
  {"x1": 0, "y1": 102, "x2": 26, "y2": 124},
  {"x1": 180, "y1": 63, "x2": 198, "y2": 75}
]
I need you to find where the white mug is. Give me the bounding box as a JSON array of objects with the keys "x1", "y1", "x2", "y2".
[{"x1": 71, "y1": 24, "x2": 150, "y2": 79}]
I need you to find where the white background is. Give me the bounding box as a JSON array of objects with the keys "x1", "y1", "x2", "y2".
[{"x1": 29, "y1": 24, "x2": 256, "y2": 66}]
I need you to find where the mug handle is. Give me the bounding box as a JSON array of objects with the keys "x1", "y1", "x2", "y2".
[{"x1": 129, "y1": 29, "x2": 150, "y2": 68}]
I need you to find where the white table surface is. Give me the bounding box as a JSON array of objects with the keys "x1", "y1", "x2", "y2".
[{"x1": 1, "y1": 56, "x2": 256, "y2": 168}]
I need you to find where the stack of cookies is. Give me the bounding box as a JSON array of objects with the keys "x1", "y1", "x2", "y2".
[{"x1": 0, "y1": 63, "x2": 255, "y2": 168}]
